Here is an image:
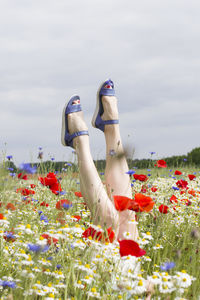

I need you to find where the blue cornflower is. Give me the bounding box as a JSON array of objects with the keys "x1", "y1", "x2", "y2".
[
  {"x1": 51, "y1": 157, "x2": 55, "y2": 161},
  {"x1": 40, "y1": 214, "x2": 49, "y2": 223},
  {"x1": 126, "y1": 170, "x2": 135, "y2": 175},
  {"x1": 147, "y1": 169, "x2": 151, "y2": 172},
  {"x1": 172, "y1": 186, "x2": 179, "y2": 191},
  {"x1": 100, "y1": 172, "x2": 104, "y2": 175},
  {"x1": 9, "y1": 173, "x2": 16, "y2": 177},
  {"x1": 47, "y1": 256, "x2": 53, "y2": 261},
  {"x1": 131, "y1": 183, "x2": 134, "y2": 187},
  {"x1": 56, "y1": 264, "x2": 62, "y2": 269},
  {"x1": 149, "y1": 152, "x2": 156, "y2": 155},
  {"x1": 66, "y1": 162, "x2": 72, "y2": 166},
  {"x1": 0, "y1": 279, "x2": 16, "y2": 288},
  {"x1": 38, "y1": 210, "x2": 43, "y2": 215},
  {"x1": 62, "y1": 203, "x2": 72, "y2": 209},
  {"x1": 38, "y1": 147, "x2": 43, "y2": 150},
  {"x1": 4, "y1": 232, "x2": 16, "y2": 240},
  {"x1": 57, "y1": 191, "x2": 66, "y2": 195},
  {"x1": 160, "y1": 261, "x2": 175, "y2": 271},
  {"x1": 19, "y1": 163, "x2": 37, "y2": 174},
  {"x1": 28, "y1": 243, "x2": 49, "y2": 253},
  {"x1": 31, "y1": 198, "x2": 38, "y2": 202},
  {"x1": 7, "y1": 167, "x2": 14, "y2": 171},
  {"x1": 6, "y1": 155, "x2": 13, "y2": 160},
  {"x1": 148, "y1": 174, "x2": 151, "y2": 177},
  {"x1": 183, "y1": 158, "x2": 187, "y2": 162}
]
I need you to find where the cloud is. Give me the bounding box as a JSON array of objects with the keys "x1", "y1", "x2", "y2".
[{"x1": 0, "y1": 0, "x2": 200, "y2": 163}]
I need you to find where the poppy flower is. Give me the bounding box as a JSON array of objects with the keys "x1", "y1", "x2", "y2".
[
  {"x1": 18, "y1": 173, "x2": 28, "y2": 180},
  {"x1": 118, "y1": 239, "x2": 146, "y2": 257},
  {"x1": 188, "y1": 189, "x2": 196, "y2": 197},
  {"x1": 30, "y1": 184, "x2": 36, "y2": 188},
  {"x1": 41, "y1": 234, "x2": 58, "y2": 246},
  {"x1": 82, "y1": 226, "x2": 115, "y2": 243},
  {"x1": 56, "y1": 199, "x2": 72, "y2": 210},
  {"x1": 0, "y1": 213, "x2": 4, "y2": 219},
  {"x1": 113, "y1": 195, "x2": 132, "y2": 211},
  {"x1": 170, "y1": 195, "x2": 178, "y2": 204},
  {"x1": 16, "y1": 188, "x2": 35, "y2": 196},
  {"x1": 6, "y1": 203, "x2": 16, "y2": 211},
  {"x1": 174, "y1": 170, "x2": 182, "y2": 175},
  {"x1": 40, "y1": 201, "x2": 49, "y2": 207},
  {"x1": 74, "y1": 191, "x2": 82, "y2": 197},
  {"x1": 188, "y1": 174, "x2": 196, "y2": 181},
  {"x1": 133, "y1": 193, "x2": 155, "y2": 212},
  {"x1": 159, "y1": 204, "x2": 169, "y2": 214},
  {"x1": 151, "y1": 186, "x2": 158, "y2": 192},
  {"x1": 176, "y1": 179, "x2": 188, "y2": 189},
  {"x1": 155, "y1": 160, "x2": 167, "y2": 168},
  {"x1": 140, "y1": 185, "x2": 148, "y2": 193},
  {"x1": 39, "y1": 172, "x2": 62, "y2": 195},
  {"x1": 72, "y1": 215, "x2": 81, "y2": 221},
  {"x1": 133, "y1": 174, "x2": 148, "y2": 182}
]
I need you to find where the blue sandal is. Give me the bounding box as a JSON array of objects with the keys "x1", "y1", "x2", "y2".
[
  {"x1": 91, "y1": 79, "x2": 119, "y2": 132},
  {"x1": 61, "y1": 95, "x2": 89, "y2": 148}
]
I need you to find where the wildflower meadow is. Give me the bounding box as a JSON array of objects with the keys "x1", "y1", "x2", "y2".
[{"x1": 0, "y1": 155, "x2": 200, "y2": 300}]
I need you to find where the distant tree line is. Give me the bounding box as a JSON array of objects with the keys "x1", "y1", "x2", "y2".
[{"x1": 3, "y1": 147, "x2": 200, "y2": 174}]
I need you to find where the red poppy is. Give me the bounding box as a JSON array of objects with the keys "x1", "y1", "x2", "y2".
[
  {"x1": 6, "y1": 203, "x2": 16, "y2": 211},
  {"x1": 151, "y1": 186, "x2": 158, "y2": 193},
  {"x1": 188, "y1": 189, "x2": 196, "y2": 197},
  {"x1": 159, "y1": 204, "x2": 169, "y2": 214},
  {"x1": 170, "y1": 195, "x2": 178, "y2": 204},
  {"x1": 174, "y1": 170, "x2": 182, "y2": 175},
  {"x1": 41, "y1": 234, "x2": 58, "y2": 245},
  {"x1": 176, "y1": 179, "x2": 188, "y2": 189},
  {"x1": 0, "y1": 213, "x2": 4, "y2": 219},
  {"x1": 155, "y1": 160, "x2": 167, "y2": 168},
  {"x1": 56, "y1": 199, "x2": 72, "y2": 210},
  {"x1": 16, "y1": 188, "x2": 35, "y2": 196},
  {"x1": 40, "y1": 201, "x2": 49, "y2": 207},
  {"x1": 133, "y1": 174, "x2": 148, "y2": 182},
  {"x1": 133, "y1": 193, "x2": 155, "y2": 212},
  {"x1": 188, "y1": 174, "x2": 196, "y2": 181},
  {"x1": 18, "y1": 173, "x2": 28, "y2": 180},
  {"x1": 113, "y1": 195, "x2": 132, "y2": 211},
  {"x1": 141, "y1": 185, "x2": 148, "y2": 193},
  {"x1": 82, "y1": 226, "x2": 115, "y2": 243},
  {"x1": 39, "y1": 172, "x2": 62, "y2": 195},
  {"x1": 118, "y1": 239, "x2": 146, "y2": 257},
  {"x1": 74, "y1": 191, "x2": 82, "y2": 197},
  {"x1": 30, "y1": 184, "x2": 36, "y2": 188},
  {"x1": 72, "y1": 215, "x2": 81, "y2": 221}
]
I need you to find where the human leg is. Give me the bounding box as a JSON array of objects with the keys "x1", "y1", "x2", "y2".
[
  {"x1": 62, "y1": 97, "x2": 119, "y2": 233},
  {"x1": 92, "y1": 80, "x2": 138, "y2": 240}
]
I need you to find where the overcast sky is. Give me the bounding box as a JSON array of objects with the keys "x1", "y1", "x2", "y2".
[{"x1": 0, "y1": 0, "x2": 200, "y2": 165}]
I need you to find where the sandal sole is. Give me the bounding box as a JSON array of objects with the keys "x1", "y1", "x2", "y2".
[{"x1": 61, "y1": 94, "x2": 79, "y2": 146}]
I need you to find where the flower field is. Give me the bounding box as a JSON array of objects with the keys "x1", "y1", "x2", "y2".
[{"x1": 0, "y1": 160, "x2": 200, "y2": 299}]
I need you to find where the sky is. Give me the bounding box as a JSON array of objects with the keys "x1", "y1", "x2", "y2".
[{"x1": 0, "y1": 0, "x2": 200, "y2": 165}]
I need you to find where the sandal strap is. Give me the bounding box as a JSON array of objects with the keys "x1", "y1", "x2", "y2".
[
  {"x1": 65, "y1": 130, "x2": 89, "y2": 147},
  {"x1": 103, "y1": 120, "x2": 119, "y2": 125}
]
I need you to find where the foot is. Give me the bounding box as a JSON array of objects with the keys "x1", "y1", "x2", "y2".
[
  {"x1": 68, "y1": 109, "x2": 88, "y2": 147},
  {"x1": 101, "y1": 96, "x2": 119, "y2": 121},
  {"x1": 61, "y1": 95, "x2": 89, "y2": 148},
  {"x1": 92, "y1": 79, "x2": 119, "y2": 132}
]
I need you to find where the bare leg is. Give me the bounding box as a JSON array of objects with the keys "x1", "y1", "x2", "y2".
[
  {"x1": 102, "y1": 96, "x2": 139, "y2": 241},
  {"x1": 68, "y1": 109, "x2": 119, "y2": 233}
]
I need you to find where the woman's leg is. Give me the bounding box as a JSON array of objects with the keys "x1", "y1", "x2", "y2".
[
  {"x1": 101, "y1": 95, "x2": 138, "y2": 241},
  {"x1": 68, "y1": 108, "x2": 119, "y2": 233}
]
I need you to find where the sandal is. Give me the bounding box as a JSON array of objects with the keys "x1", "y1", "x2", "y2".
[
  {"x1": 61, "y1": 95, "x2": 89, "y2": 148},
  {"x1": 92, "y1": 79, "x2": 119, "y2": 132}
]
